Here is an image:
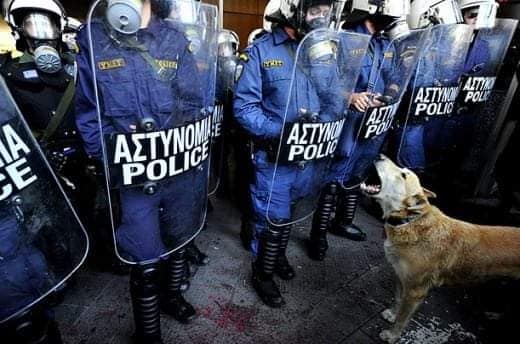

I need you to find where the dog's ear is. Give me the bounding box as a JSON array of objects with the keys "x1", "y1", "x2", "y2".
[{"x1": 422, "y1": 187, "x2": 437, "y2": 199}]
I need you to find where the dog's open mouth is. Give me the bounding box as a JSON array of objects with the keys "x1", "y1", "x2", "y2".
[{"x1": 361, "y1": 164, "x2": 382, "y2": 196}]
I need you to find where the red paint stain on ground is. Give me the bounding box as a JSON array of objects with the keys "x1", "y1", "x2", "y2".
[{"x1": 197, "y1": 298, "x2": 256, "y2": 333}]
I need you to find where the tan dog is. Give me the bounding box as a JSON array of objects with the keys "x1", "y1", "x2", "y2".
[{"x1": 360, "y1": 155, "x2": 520, "y2": 344}]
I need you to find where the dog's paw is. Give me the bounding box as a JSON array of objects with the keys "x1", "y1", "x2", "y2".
[
  {"x1": 381, "y1": 309, "x2": 397, "y2": 323},
  {"x1": 379, "y1": 330, "x2": 399, "y2": 343}
]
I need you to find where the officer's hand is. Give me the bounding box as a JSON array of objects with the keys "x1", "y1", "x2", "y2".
[
  {"x1": 370, "y1": 93, "x2": 385, "y2": 107},
  {"x1": 350, "y1": 92, "x2": 372, "y2": 112}
]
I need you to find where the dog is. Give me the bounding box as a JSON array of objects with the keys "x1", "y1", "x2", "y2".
[{"x1": 360, "y1": 155, "x2": 520, "y2": 344}]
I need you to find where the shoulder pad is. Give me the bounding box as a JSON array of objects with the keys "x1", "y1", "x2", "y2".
[
  {"x1": 254, "y1": 32, "x2": 271, "y2": 45},
  {"x1": 239, "y1": 52, "x2": 249, "y2": 63}
]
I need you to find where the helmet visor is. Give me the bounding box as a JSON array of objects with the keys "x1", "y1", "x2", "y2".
[
  {"x1": 300, "y1": 2, "x2": 333, "y2": 33},
  {"x1": 218, "y1": 41, "x2": 235, "y2": 57},
  {"x1": 464, "y1": 3, "x2": 498, "y2": 29},
  {"x1": 417, "y1": 0, "x2": 463, "y2": 27},
  {"x1": 379, "y1": 0, "x2": 410, "y2": 18},
  {"x1": 168, "y1": 0, "x2": 199, "y2": 24},
  {"x1": 22, "y1": 13, "x2": 60, "y2": 40}
]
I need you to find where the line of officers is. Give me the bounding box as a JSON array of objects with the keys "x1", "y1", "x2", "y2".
[{"x1": 0, "y1": 0, "x2": 513, "y2": 343}]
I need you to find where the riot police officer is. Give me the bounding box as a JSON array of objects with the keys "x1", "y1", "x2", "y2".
[
  {"x1": 389, "y1": 0, "x2": 476, "y2": 197},
  {"x1": 460, "y1": 0, "x2": 495, "y2": 71},
  {"x1": 76, "y1": 0, "x2": 216, "y2": 342},
  {"x1": 238, "y1": 4, "x2": 277, "y2": 251},
  {"x1": 0, "y1": 0, "x2": 101, "y2": 271},
  {"x1": 0, "y1": 0, "x2": 94, "y2": 198},
  {"x1": 234, "y1": 0, "x2": 337, "y2": 308},
  {"x1": 430, "y1": 0, "x2": 495, "y2": 189},
  {"x1": 307, "y1": 0, "x2": 413, "y2": 260},
  {"x1": 0, "y1": 1, "x2": 89, "y2": 335}
]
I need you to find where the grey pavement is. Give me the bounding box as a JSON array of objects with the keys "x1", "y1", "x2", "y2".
[{"x1": 55, "y1": 197, "x2": 520, "y2": 344}]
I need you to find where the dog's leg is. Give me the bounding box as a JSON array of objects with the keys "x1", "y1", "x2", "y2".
[
  {"x1": 380, "y1": 285, "x2": 428, "y2": 344},
  {"x1": 382, "y1": 276, "x2": 402, "y2": 324}
]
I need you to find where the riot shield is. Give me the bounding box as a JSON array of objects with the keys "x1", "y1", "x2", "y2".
[
  {"x1": 337, "y1": 28, "x2": 431, "y2": 189},
  {"x1": 86, "y1": 0, "x2": 217, "y2": 264},
  {"x1": 394, "y1": 24, "x2": 479, "y2": 192},
  {"x1": 209, "y1": 30, "x2": 239, "y2": 195},
  {"x1": 0, "y1": 76, "x2": 88, "y2": 324},
  {"x1": 265, "y1": 29, "x2": 371, "y2": 226},
  {"x1": 454, "y1": 19, "x2": 518, "y2": 190}
]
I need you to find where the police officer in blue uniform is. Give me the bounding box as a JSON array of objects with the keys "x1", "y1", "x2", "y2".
[
  {"x1": 0, "y1": 4, "x2": 89, "y2": 332},
  {"x1": 234, "y1": 0, "x2": 336, "y2": 308},
  {"x1": 391, "y1": 0, "x2": 471, "y2": 179},
  {"x1": 433, "y1": 1, "x2": 494, "y2": 179},
  {"x1": 76, "y1": 0, "x2": 211, "y2": 342},
  {"x1": 0, "y1": 200, "x2": 61, "y2": 343},
  {"x1": 0, "y1": 0, "x2": 110, "y2": 275},
  {"x1": 308, "y1": 0, "x2": 412, "y2": 260},
  {"x1": 460, "y1": 0, "x2": 495, "y2": 73}
]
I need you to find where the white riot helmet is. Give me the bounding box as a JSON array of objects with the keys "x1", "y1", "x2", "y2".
[
  {"x1": 217, "y1": 29, "x2": 239, "y2": 57},
  {"x1": 274, "y1": 0, "x2": 335, "y2": 35},
  {"x1": 458, "y1": 0, "x2": 498, "y2": 29},
  {"x1": 106, "y1": 0, "x2": 200, "y2": 35},
  {"x1": 344, "y1": 0, "x2": 411, "y2": 40},
  {"x1": 264, "y1": 0, "x2": 281, "y2": 32},
  {"x1": 408, "y1": 0, "x2": 463, "y2": 29},
  {"x1": 5, "y1": 0, "x2": 67, "y2": 73},
  {"x1": 5, "y1": 0, "x2": 66, "y2": 30},
  {"x1": 347, "y1": 0, "x2": 410, "y2": 18},
  {"x1": 247, "y1": 28, "x2": 264, "y2": 46}
]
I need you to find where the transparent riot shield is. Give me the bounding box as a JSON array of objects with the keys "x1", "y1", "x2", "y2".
[
  {"x1": 209, "y1": 30, "x2": 239, "y2": 195},
  {"x1": 265, "y1": 29, "x2": 371, "y2": 226},
  {"x1": 394, "y1": 24, "x2": 478, "y2": 192},
  {"x1": 337, "y1": 28, "x2": 431, "y2": 190},
  {"x1": 454, "y1": 19, "x2": 518, "y2": 191},
  {"x1": 0, "y1": 76, "x2": 88, "y2": 324},
  {"x1": 86, "y1": 0, "x2": 217, "y2": 264}
]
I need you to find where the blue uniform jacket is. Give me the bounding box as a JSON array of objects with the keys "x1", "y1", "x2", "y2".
[
  {"x1": 335, "y1": 23, "x2": 395, "y2": 158},
  {"x1": 233, "y1": 27, "x2": 340, "y2": 141},
  {"x1": 464, "y1": 35, "x2": 491, "y2": 75},
  {"x1": 350, "y1": 24, "x2": 394, "y2": 95},
  {"x1": 75, "y1": 18, "x2": 203, "y2": 159}
]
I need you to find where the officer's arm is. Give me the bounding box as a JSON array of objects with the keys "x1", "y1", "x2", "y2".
[
  {"x1": 174, "y1": 41, "x2": 208, "y2": 117},
  {"x1": 74, "y1": 27, "x2": 102, "y2": 159},
  {"x1": 233, "y1": 46, "x2": 281, "y2": 139},
  {"x1": 318, "y1": 64, "x2": 344, "y2": 122}
]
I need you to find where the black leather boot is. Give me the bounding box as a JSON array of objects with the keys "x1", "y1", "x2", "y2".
[
  {"x1": 330, "y1": 187, "x2": 367, "y2": 241},
  {"x1": 185, "y1": 241, "x2": 210, "y2": 266},
  {"x1": 130, "y1": 262, "x2": 163, "y2": 344},
  {"x1": 3, "y1": 307, "x2": 63, "y2": 344},
  {"x1": 161, "y1": 249, "x2": 196, "y2": 324},
  {"x1": 252, "y1": 226, "x2": 284, "y2": 308},
  {"x1": 275, "y1": 225, "x2": 295, "y2": 280},
  {"x1": 239, "y1": 218, "x2": 253, "y2": 251},
  {"x1": 308, "y1": 183, "x2": 338, "y2": 260}
]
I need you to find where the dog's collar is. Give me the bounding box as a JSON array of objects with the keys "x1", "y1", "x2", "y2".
[{"x1": 385, "y1": 214, "x2": 423, "y2": 227}]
